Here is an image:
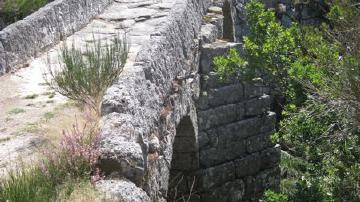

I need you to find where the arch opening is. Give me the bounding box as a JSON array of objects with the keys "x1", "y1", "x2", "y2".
[{"x1": 167, "y1": 116, "x2": 199, "y2": 201}]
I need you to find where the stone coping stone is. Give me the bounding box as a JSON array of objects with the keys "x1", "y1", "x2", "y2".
[{"x1": 0, "y1": 0, "x2": 112, "y2": 75}]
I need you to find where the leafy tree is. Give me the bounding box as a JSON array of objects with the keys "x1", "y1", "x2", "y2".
[{"x1": 214, "y1": 0, "x2": 360, "y2": 201}]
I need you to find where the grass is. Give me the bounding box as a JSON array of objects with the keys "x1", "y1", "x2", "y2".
[
  {"x1": 24, "y1": 94, "x2": 39, "y2": 99},
  {"x1": 0, "y1": 165, "x2": 58, "y2": 202},
  {"x1": 42, "y1": 91, "x2": 56, "y2": 99},
  {"x1": 21, "y1": 123, "x2": 41, "y2": 134},
  {"x1": 43, "y1": 112, "x2": 55, "y2": 121},
  {"x1": 0, "y1": 137, "x2": 11, "y2": 143},
  {"x1": 7, "y1": 108, "x2": 25, "y2": 115},
  {"x1": 4, "y1": 117, "x2": 12, "y2": 122},
  {"x1": 0, "y1": 161, "x2": 97, "y2": 202},
  {"x1": 0, "y1": 118, "x2": 101, "y2": 202}
]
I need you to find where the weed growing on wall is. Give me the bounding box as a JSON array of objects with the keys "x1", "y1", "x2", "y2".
[{"x1": 46, "y1": 35, "x2": 128, "y2": 113}]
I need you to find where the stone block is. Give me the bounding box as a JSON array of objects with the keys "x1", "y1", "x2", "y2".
[
  {"x1": 201, "y1": 179, "x2": 245, "y2": 202},
  {"x1": 98, "y1": 141, "x2": 145, "y2": 186},
  {"x1": 199, "y1": 148, "x2": 220, "y2": 168},
  {"x1": 201, "y1": 162, "x2": 236, "y2": 190},
  {"x1": 244, "y1": 176, "x2": 256, "y2": 200},
  {"x1": 207, "y1": 84, "x2": 245, "y2": 107},
  {"x1": 234, "y1": 153, "x2": 261, "y2": 178},
  {"x1": 260, "y1": 146, "x2": 281, "y2": 170},
  {"x1": 243, "y1": 167, "x2": 280, "y2": 201},
  {"x1": 216, "y1": 117, "x2": 262, "y2": 140},
  {"x1": 246, "y1": 131, "x2": 274, "y2": 153},
  {"x1": 200, "y1": 24, "x2": 219, "y2": 44},
  {"x1": 260, "y1": 112, "x2": 276, "y2": 133},
  {"x1": 197, "y1": 91, "x2": 210, "y2": 110},
  {"x1": 254, "y1": 167, "x2": 281, "y2": 194},
  {"x1": 198, "y1": 132, "x2": 210, "y2": 149},
  {"x1": 245, "y1": 95, "x2": 271, "y2": 117},
  {"x1": 244, "y1": 82, "x2": 270, "y2": 99},
  {"x1": 198, "y1": 104, "x2": 239, "y2": 130},
  {"x1": 206, "y1": 129, "x2": 219, "y2": 148},
  {"x1": 218, "y1": 137, "x2": 246, "y2": 160},
  {"x1": 204, "y1": 12, "x2": 224, "y2": 39},
  {"x1": 200, "y1": 137, "x2": 246, "y2": 167},
  {"x1": 96, "y1": 179, "x2": 151, "y2": 202},
  {"x1": 208, "y1": 6, "x2": 223, "y2": 14}
]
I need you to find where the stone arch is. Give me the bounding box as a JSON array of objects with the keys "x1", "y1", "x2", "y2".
[{"x1": 167, "y1": 116, "x2": 200, "y2": 201}]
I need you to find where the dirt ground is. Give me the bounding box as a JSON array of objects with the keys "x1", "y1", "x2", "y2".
[{"x1": 0, "y1": 48, "x2": 83, "y2": 175}]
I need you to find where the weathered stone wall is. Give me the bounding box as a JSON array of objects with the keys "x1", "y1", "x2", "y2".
[{"x1": 0, "y1": 0, "x2": 112, "y2": 75}]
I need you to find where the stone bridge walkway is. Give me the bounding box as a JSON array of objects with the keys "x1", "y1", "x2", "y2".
[{"x1": 0, "y1": 0, "x2": 173, "y2": 175}]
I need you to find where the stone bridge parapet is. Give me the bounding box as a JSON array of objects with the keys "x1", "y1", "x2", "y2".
[{"x1": 0, "y1": 0, "x2": 112, "y2": 74}]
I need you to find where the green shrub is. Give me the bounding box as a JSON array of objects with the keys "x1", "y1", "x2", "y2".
[
  {"x1": 261, "y1": 190, "x2": 288, "y2": 202},
  {"x1": 46, "y1": 35, "x2": 128, "y2": 113},
  {"x1": 214, "y1": 0, "x2": 360, "y2": 201}
]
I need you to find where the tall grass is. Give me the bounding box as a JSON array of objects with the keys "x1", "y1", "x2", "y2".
[
  {"x1": 0, "y1": 165, "x2": 58, "y2": 202},
  {"x1": 46, "y1": 35, "x2": 128, "y2": 113}
]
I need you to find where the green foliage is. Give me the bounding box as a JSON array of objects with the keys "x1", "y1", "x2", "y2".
[
  {"x1": 2, "y1": 0, "x2": 48, "y2": 25},
  {"x1": 261, "y1": 190, "x2": 288, "y2": 202},
  {"x1": 213, "y1": 48, "x2": 247, "y2": 80},
  {"x1": 215, "y1": 0, "x2": 360, "y2": 201},
  {"x1": 214, "y1": 0, "x2": 331, "y2": 105},
  {"x1": 46, "y1": 35, "x2": 128, "y2": 112},
  {"x1": 243, "y1": 0, "x2": 299, "y2": 88},
  {"x1": 278, "y1": 99, "x2": 360, "y2": 201}
]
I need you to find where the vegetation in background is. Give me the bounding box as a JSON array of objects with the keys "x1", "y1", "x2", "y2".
[
  {"x1": 1, "y1": 0, "x2": 49, "y2": 28},
  {"x1": 46, "y1": 36, "x2": 128, "y2": 113},
  {"x1": 215, "y1": 0, "x2": 360, "y2": 201},
  {"x1": 261, "y1": 190, "x2": 288, "y2": 202}
]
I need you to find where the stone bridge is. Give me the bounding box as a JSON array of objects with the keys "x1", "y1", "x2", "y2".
[{"x1": 0, "y1": 0, "x2": 280, "y2": 201}]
